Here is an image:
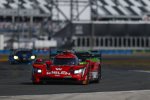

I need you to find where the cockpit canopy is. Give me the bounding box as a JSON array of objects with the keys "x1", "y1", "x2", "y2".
[
  {"x1": 53, "y1": 51, "x2": 78, "y2": 65},
  {"x1": 53, "y1": 58, "x2": 78, "y2": 65}
]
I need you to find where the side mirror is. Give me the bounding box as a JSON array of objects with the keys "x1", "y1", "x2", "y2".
[
  {"x1": 35, "y1": 58, "x2": 43, "y2": 63},
  {"x1": 85, "y1": 60, "x2": 91, "y2": 63},
  {"x1": 46, "y1": 60, "x2": 52, "y2": 65}
]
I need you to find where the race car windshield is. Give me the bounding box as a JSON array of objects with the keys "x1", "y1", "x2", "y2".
[
  {"x1": 16, "y1": 51, "x2": 32, "y2": 55},
  {"x1": 53, "y1": 58, "x2": 77, "y2": 65}
]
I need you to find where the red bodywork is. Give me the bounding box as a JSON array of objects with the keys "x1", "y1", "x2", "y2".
[{"x1": 32, "y1": 51, "x2": 101, "y2": 85}]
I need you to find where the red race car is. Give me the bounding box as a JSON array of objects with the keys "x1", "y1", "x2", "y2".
[{"x1": 32, "y1": 50, "x2": 102, "y2": 85}]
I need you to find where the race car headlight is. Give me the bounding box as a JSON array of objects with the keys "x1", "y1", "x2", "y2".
[
  {"x1": 34, "y1": 68, "x2": 42, "y2": 74},
  {"x1": 37, "y1": 69, "x2": 42, "y2": 73},
  {"x1": 74, "y1": 69, "x2": 83, "y2": 74},
  {"x1": 14, "y1": 56, "x2": 18, "y2": 60},
  {"x1": 31, "y1": 55, "x2": 36, "y2": 59}
]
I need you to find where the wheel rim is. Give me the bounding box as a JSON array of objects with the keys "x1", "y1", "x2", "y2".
[{"x1": 82, "y1": 74, "x2": 89, "y2": 85}]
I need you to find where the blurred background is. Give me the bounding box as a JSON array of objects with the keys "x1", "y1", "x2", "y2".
[{"x1": 0, "y1": 0, "x2": 150, "y2": 54}]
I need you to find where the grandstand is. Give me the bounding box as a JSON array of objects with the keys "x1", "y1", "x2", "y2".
[
  {"x1": 0, "y1": 0, "x2": 149, "y2": 19},
  {"x1": 0, "y1": 0, "x2": 150, "y2": 49},
  {"x1": 91, "y1": 0, "x2": 150, "y2": 20}
]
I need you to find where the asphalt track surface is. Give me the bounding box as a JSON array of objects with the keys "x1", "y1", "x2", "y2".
[{"x1": 0, "y1": 55, "x2": 150, "y2": 96}]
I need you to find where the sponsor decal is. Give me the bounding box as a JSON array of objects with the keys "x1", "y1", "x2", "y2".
[{"x1": 47, "y1": 71, "x2": 70, "y2": 75}]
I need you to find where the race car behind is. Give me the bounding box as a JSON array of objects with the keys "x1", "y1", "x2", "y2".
[{"x1": 8, "y1": 49, "x2": 36, "y2": 64}]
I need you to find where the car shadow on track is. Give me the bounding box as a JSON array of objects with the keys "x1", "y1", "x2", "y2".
[{"x1": 20, "y1": 82, "x2": 85, "y2": 85}]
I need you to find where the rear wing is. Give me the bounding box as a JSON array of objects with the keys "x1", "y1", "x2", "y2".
[
  {"x1": 49, "y1": 49, "x2": 63, "y2": 59},
  {"x1": 49, "y1": 49, "x2": 101, "y2": 62},
  {"x1": 75, "y1": 50, "x2": 102, "y2": 62}
]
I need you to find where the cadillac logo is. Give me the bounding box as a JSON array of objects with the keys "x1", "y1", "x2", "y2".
[{"x1": 55, "y1": 68, "x2": 62, "y2": 71}]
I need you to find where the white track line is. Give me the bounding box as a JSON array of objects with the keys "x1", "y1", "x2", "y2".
[
  {"x1": 131, "y1": 70, "x2": 150, "y2": 73},
  {"x1": 0, "y1": 90, "x2": 150, "y2": 100}
]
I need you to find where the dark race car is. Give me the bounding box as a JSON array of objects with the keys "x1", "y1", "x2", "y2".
[
  {"x1": 8, "y1": 49, "x2": 36, "y2": 64},
  {"x1": 32, "y1": 50, "x2": 102, "y2": 85}
]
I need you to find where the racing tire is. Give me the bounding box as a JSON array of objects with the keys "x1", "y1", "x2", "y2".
[
  {"x1": 94, "y1": 66, "x2": 101, "y2": 83},
  {"x1": 32, "y1": 77, "x2": 41, "y2": 85},
  {"x1": 81, "y1": 72, "x2": 89, "y2": 85}
]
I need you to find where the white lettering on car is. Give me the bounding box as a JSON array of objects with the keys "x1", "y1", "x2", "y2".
[
  {"x1": 47, "y1": 71, "x2": 71, "y2": 75},
  {"x1": 55, "y1": 68, "x2": 62, "y2": 71}
]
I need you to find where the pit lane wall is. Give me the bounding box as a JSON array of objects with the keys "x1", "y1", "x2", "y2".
[
  {"x1": 56, "y1": 21, "x2": 150, "y2": 49},
  {"x1": 72, "y1": 21, "x2": 150, "y2": 36}
]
